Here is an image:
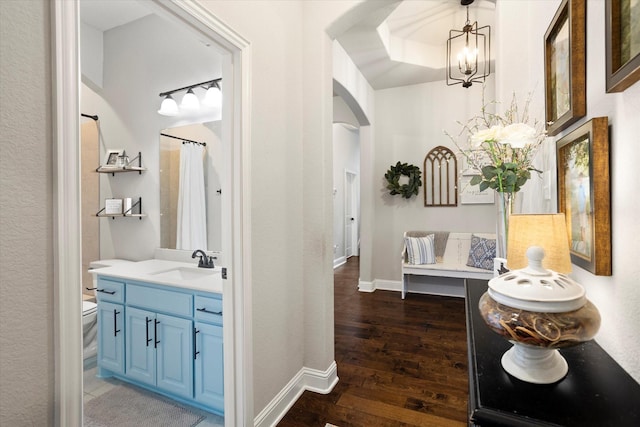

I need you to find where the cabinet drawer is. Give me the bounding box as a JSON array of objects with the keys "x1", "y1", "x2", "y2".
[
  {"x1": 96, "y1": 277, "x2": 125, "y2": 303},
  {"x1": 194, "y1": 295, "x2": 223, "y2": 325},
  {"x1": 127, "y1": 284, "x2": 193, "y2": 317}
]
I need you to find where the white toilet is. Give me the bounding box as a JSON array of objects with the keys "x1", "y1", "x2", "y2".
[
  {"x1": 83, "y1": 259, "x2": 133, "y2": 361},
  {"x1": 82, "y1": 300, "x2": 98, "y2": 359}
]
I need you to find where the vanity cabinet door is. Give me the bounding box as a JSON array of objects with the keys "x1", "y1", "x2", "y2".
[
  {"x1": 194, "y1": 321, "x2": 224, "y2": 412},
  {"x1": 125, "y1": 307, "x2": 156, "y2": 386},
  {"x1": 97, "y1": 301, "x2": 124, "y2": 375},
  {"x1": 156, "y1": 314, "x2": 193, "y2": 399}
]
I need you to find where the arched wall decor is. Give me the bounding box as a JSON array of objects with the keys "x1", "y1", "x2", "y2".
[{"x1": 424, "y1": 146, "x2": 458, "y2": 207}]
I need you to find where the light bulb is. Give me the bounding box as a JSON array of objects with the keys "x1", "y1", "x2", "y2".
[
  {"x1": 180, "y1": 88, "x2": 200, "y2": 111},
  {"x1": 157, "y1": 95, "x2": 179, "y2": 116}
]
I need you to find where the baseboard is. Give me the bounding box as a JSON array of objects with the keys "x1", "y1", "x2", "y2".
[
  {"x1": 358, "y1": 278, "x2": 465, "y2": 298},
  {"x1": 373, "y1": 279, "x2": 401, "y2": 292},
  {"x1": 358, "y1": 279, "x2": 375, "y2": 292},
  {"x1": 333, "y1": 256, "x2": 346, "y2": 269},
  {"x1": 254, "y1": 361, "x2": 338, "y2": 427}
]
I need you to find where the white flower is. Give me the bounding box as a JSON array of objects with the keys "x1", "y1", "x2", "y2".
[
  {"x1": 470, "y1": 125, "x2": 502, "y2": 147},
  {"x1": 497, "y1": 123, "x2": 537, "y2": 148}
]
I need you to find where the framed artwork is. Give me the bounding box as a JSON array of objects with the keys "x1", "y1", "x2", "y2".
[
  {"x1": 460, "y1": 174, "x2": 495, "y2": 204},
  {"x1": 104, "y1": 149, "x2": 122, "y2": 167},
  {"x1": 104, "y1": 198, "x2": 123, "y2": 215},
  {"x1": 556, "y1": 117, "x2": 611, "y2": 276},
  {"x1": 606, "y1": 0, "x2": 640, "y2": 92},
  {"x1": 544, "y1": 0, "x2": 586, "y2": 136}
]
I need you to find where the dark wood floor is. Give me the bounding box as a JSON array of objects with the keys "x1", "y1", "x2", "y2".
[{"x1": 278, "y1": 257, "x2": 468, "y2": 427}]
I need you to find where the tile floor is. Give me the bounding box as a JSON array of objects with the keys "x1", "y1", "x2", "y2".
[{"x1": 83, "y1": 359, "x2": 224, "y2": 427}]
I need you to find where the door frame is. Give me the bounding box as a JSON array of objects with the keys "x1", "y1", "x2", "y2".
[
  {"x1": 52, "y1": 1, "x2": 252, "y2": 425},
  {"x1": 344, "y1": 169, "x2": 359, "y2": 258}
]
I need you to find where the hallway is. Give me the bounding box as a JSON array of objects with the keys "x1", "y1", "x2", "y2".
[{"x1": 278, "y1": 257, "x2": 468, "y2": 427}]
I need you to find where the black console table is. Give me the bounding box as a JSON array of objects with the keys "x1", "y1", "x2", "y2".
[{"x1": 465, "y1": 279, "x2": 640, "y2": 427}]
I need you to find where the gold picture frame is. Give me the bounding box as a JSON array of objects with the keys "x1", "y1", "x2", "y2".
[
  {"x1": 544, "y1": 0, "x2": 586, "y2": 136},
  {"x1": 605, "y1": 0, "x2": 640, "y2": 92},
  {"x1": 556, "y1": 117, "x2": 611, "y2": 276}
]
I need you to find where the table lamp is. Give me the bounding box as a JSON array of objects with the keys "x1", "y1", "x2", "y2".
[{"x1": 479, "y1": 214, "x2": 601, "y2": 384}]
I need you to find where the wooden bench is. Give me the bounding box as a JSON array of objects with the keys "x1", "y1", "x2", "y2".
[{"x1": 401, "y1": 231, "x2": 495, "y2": 299}]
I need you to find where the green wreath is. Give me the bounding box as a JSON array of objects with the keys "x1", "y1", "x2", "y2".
[{"x1": 385, "y1": 161, "x2": 422, "y2": 199}]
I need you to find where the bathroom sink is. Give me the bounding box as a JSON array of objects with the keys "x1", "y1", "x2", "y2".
[{"x1": 150, "y1": 266, "x2": 218, "y2": 281}]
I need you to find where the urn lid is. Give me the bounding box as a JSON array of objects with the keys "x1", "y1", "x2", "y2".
[{"x1": 488, "y1": 246, "x2": 586, "y2": 313}]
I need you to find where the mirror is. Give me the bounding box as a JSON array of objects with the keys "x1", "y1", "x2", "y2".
[{"x1": 160, "y1": 122, "x2": 222, "y2": 251}]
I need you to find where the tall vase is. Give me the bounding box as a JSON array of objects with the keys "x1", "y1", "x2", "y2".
[{"x1": 496, "y1": 191, "x2": 515, "y2": 259}]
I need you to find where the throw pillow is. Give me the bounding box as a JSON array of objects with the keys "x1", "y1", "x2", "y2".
[
  {"x1": 405, "y1": 234, "x2": 436, "y2": 265},
  {"x1": 467, "y1": 235, "x2": 496, "y2": 270}
]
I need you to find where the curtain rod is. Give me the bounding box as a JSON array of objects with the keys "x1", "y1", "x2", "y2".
[
  {"x1": 160, "y1": 132, "x2": 206, "y2": 146},
  {"x1": 81, "y1": 113, "x2": 99, "y2": 121}
]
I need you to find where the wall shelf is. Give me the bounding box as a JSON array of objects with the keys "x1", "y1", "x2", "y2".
[
  {"x1": 96, "y1": 197, "x2": 145, "y2": 220},
  {"x1": 96, "y1": 152, "x2": 146, "y2": 175}
]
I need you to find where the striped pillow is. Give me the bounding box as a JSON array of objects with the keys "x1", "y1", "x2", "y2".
[{"x1": 405, "y1": 235, "x2": 436, "y2": 265}]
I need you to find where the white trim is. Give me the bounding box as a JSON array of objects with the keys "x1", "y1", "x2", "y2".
[
  {"x1": 373, "y1": 279, "x2": 401, "y2": 292},
  {"x1": 254, "y1": 362, "x2": 339, "y2": 427},
  {"x1": 358, "y1": 279, "x2": 375, "y2": 292},
  {"x1": 52, "y1": 2, "x2": 83, "y2": 426},
  {"x1": 333, "y1": 255, "x2": 346, "y2": 269},
  {"x1": 358, "y1": 278, "x2": 467, "y2": 298},
  {"x1": 53, "y1": 1, "x2": 252, "y2": 425}
]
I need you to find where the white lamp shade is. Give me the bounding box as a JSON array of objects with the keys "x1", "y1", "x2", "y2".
[
  {"x1": 202, "y1": 85, "x2": 222, "y2": 107},
  {"x1": 180, "y1": 88, "x2": 200, "y2": 110},
  {"x1": 158, "y1": 95, "x2": 179, "y2": 116}
]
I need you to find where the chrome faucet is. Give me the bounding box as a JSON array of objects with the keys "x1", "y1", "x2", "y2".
[{"x1": 192, "y1": 249, "x2": 215, "y2": 269}]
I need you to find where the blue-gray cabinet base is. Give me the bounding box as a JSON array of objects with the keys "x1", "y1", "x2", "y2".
[{"x1": 95, "y1": 277, "x2": 224, "y2": 415}]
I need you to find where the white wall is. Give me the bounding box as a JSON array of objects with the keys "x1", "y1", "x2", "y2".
[
  {"x1": 372, "y1": 77, "x2": 498, "y2": 282},
  {"x1": 81, "y1": 13, "x2": 222, "y2": 261},
  {"x1": 496, "y1": 0, "x2": 640, "y2": 382},
  {"x1": 0, "y1": 1, "x2": 54, "y2": 425}
]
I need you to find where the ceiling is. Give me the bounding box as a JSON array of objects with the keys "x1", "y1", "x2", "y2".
[
  {"x1": 80, "y1": 0, "x2": 495, "y2": 90},
  {"x1": 336, "y1": 0, "x2": 496, "y2": 90}
]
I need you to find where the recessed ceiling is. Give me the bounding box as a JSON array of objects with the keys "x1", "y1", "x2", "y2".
[
  {"x1": 80, "y1": 0, "x2": 152, "y2": 31},
  {"x1": 336, "y1": 0, "x2": 496, "y2": 90}
]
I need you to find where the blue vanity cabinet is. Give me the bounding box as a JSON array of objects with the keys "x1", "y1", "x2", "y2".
[
  {"x1": 95, "y1": 278, "x2": 125, "y2": 376},
  {"x1": 125, "y1": 283, "x2": 194, "y2": 399},
  {"x1": 95, "y1": 274, "x2": 223, "y2": 415},
  {"x1": 97, "y1": 301, "x2": 124, "y2": 375},
  {"x1": 125, "y1": 306, "x2": 156, "y2": 386},
  {"x1": 194, "y1": 295, "x2": 224, "y2": 412}
]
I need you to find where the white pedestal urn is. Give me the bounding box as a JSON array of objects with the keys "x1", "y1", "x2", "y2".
[{"x1": 479, "y1": 247, "x2": 601, "y2": 384}]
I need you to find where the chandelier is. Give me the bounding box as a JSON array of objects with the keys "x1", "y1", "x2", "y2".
[{"x1": 446, "y1": 0, "x2": 491, "y2": 88}]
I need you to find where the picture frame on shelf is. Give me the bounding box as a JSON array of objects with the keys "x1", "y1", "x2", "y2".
[
  {"x1": 104, "y1": 198, "x2": 123, "y2": 215},
  {"x1": 103, "y1": 149, "x2": 122, "y2": 168},
  {"x1": 605, "y1": 0, "x2": 640, "y2": 93},
  {"x1": 556, "y1": 117, "x2": 611, "y2": 276},
  {"x1": 544, "y1": 0, "x2": 586, "y2": 136}
]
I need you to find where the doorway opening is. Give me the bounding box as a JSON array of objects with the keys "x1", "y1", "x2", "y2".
[{"x1": 53, "y1": 1, "x2": 251, "y2": 425}]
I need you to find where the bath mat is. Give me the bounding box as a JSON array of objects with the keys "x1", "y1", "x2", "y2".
[{"x1": 84, "y1": 384, "x2": 205, "y2": 427}]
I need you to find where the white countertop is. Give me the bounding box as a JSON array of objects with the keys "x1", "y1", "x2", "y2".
[{"x1": 91, "y1": 259, "x2": 223, "y2": 294}]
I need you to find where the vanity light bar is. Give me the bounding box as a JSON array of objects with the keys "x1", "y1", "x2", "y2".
[{"x1": 158, "y1": 78, "x2": 221, "y2": 97}]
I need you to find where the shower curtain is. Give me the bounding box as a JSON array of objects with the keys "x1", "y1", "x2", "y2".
[{"x1": 176, "y1": 143, "x2": 207, "y2": 250}]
